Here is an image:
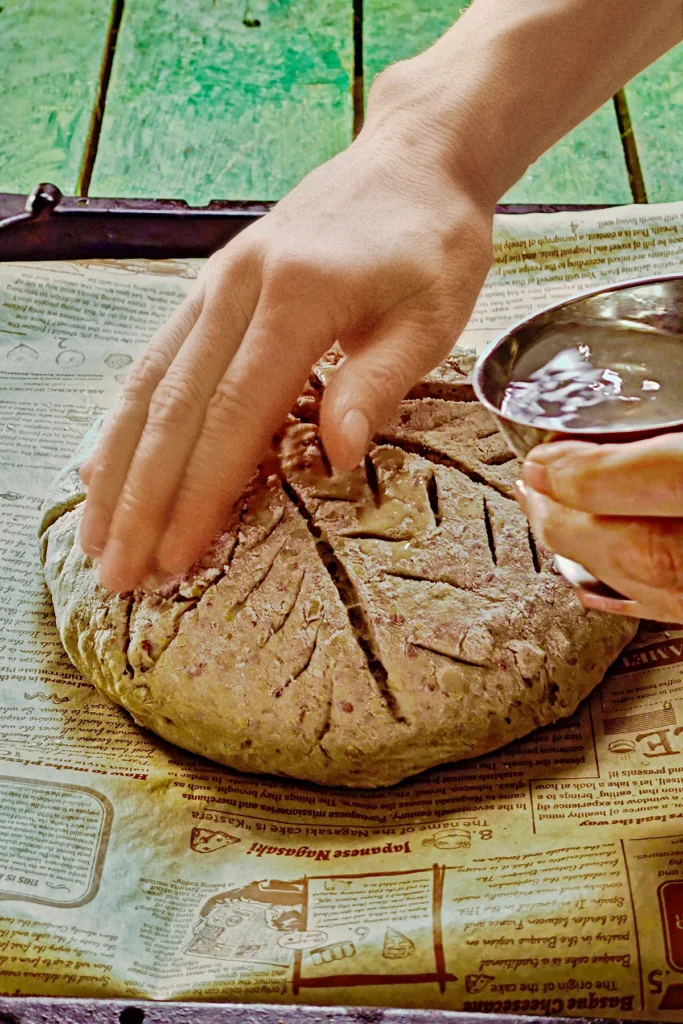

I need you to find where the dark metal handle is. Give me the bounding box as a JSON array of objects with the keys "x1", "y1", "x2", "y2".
[
  {"x1": 0, "y1": 183, "x2": 273, "y2": 260},
  {"x1": 0, "y1": 184, "x2": 618, "y2": 262}
]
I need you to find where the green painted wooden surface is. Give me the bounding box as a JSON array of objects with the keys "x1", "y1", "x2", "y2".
[
  {"x1": 90, "y1": 0, "x2": 354, "y2": 203},
  {"x1": 626, "y1": 43, "x2": 683, "y2": 203},
  {"x1": 363, "y1": 0, "x2": 632, "y2": 204},
  {"x1": 363, "y1": 0, "x2": 470, "y2": 84},
  {"x1": 1, "y1": 0, "x2": 681, "y2": 209},
  {"x1": 0, "y1": 0, "x2": 115, "y2": 194},
  {"x1": 501, "y1": 100, "x2": 632, "y2": 205}
]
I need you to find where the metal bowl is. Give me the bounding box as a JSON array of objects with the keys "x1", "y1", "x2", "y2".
[
  {"x1": 473, "y1": 272, "x2": 683, "y2": 457},
  {"x1": 472, "y1": 272, "x2": 683, "y2": 612}
]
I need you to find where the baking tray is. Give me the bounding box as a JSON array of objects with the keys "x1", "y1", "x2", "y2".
[
  {"x1": 0, "y1": 184, "x2": 652, "y2": 1024},
  {"x1": 0, "y1": 998, "x2": 658, "y2": 1024},
  {"x1": 0, "y1": 183, "x2": 616, "y2": 261}
]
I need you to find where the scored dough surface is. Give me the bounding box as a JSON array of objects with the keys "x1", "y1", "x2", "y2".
[{"x1": 40, "y1": 351, "x2": 637, "y2": 787}]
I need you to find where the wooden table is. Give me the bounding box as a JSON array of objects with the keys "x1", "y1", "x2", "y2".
[{"x1": 0, "y1": 0, "x2": 681, "y2": 207}]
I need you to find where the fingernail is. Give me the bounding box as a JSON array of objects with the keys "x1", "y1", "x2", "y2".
[
  {"x1": 78, "y1": 512, "x2": 104, "y2": 557},
  {"x1": 577, "y1": 588, "x2": 640, "y2": 618},
  {"x1": 341, "y1": 409, "x2": 371, "y2": 468},
  {"x1": 141, "y1": 569, "x2": 177, "y2": 594},
  {"x1": 523, "y1": 460, "x2": 550, "y2": 495},
  {"x1": 77, "y1": 531, "x2": 102, "y2": 557},
  {"x1": 97, "y1": 538, "x2": 136, "y2": 594},
  {"x1": 514, "y1": 479, "x2": 528, "y2": 514}
]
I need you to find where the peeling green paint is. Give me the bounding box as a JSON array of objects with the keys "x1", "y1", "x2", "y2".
[
  {"x1": 0, "y1": 0, "x2": 115, "y2": 194},
  {"x1": 90, "y1": 0, "x2": 354, "y2": 202},
  {"x1": 363, "y1": 0, "x2": 631, "y2": 204},
  {"x1": 626, "y1": 43, "x2": 683, "y2": 203}
]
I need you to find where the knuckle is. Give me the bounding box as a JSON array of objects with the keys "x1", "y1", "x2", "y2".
[
  {"x1": 368, "y1": 60, "x2": 415, "y2": 114},
  {"x1": 663, "y1": 468, "x2": 683, "y2": 509},
  {"x1": 205, "y1": 234, "x2": 263, "y2": 282},
  {"x1": 554, "y1": 451, "x2": 605, "y2": 510},
  {"x1": 535, "y1": 519, "x2": 559, "y2": 555},
  {"x1": 113, "y1": 478, "x2": 171, "y2": 538},
  {"x1": 206, "y1": 377, "x2": 255, "y2": 426},
  {"x1": 147, "y1": 374, "x2": 206, "y2": 430},
  {"x1": 205, "y1": 248, "x2": 230, "y2": 276},
  {"x1": 664, "y1": 594, "x2": 683, "y2": 625},
  {"x1": 205, "y1": 244, "x2": 242, "y2": 278},
  {"x1": 112, "y1": 489, "x2": 153, "y2": 535},
  {"x1": 633, "y1": 524, "x2": 683, "y2": 591},
  {"x1": 530, "y1": 504, "x2": 567, "y2": 555},
  {"x1": 123, "y1": 349, "x2": 169, "y2": 401},
  {"x1": 264, "y1": 247, "x2": 328, "y2": 296},
  {"x1": 367, "y1": 357, "x2": 410, "y2": 402}
]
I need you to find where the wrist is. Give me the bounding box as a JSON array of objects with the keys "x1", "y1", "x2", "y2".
[{"x1": 362, "y1": 51, "x2": 512, "y2": 211}]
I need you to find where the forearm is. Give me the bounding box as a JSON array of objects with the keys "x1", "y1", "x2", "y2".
[{"x1": 364, "y1": 0, "x2": 682, "y2": 203}]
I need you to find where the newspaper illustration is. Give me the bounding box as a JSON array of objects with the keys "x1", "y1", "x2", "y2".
[{"x1": 1, "y1": 204, "x2": 683, "y2": 1014}]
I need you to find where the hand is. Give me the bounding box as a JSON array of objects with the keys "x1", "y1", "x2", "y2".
[
  {"x1": 77, "y1": 73, "x2": 494, "y2": 593},
  {"x1": 519, "y1": 436, "x2": 683, "y2": 622}
]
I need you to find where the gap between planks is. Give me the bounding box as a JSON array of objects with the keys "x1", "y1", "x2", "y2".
[
  {"x1": 612, "y1": 88, "x2": 648, "y2": 204},
  {"x1": 77, "y1": 0, "x2": 126, "y2": 197},
  {"x1": 353, "y1": 0, "x2": 365, "y2": 135},
  {"x1": 76, "y1": 3, "x2": 649, "y2": 205}
]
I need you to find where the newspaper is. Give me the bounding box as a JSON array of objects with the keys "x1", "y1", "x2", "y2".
[{"x1": 1, "y1": 203, "x2": 683, "y2": 1017}]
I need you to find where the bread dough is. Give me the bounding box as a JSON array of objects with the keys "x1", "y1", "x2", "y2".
[{"x1": 39, "y1": 351, "x2": 637, "y2": 787}]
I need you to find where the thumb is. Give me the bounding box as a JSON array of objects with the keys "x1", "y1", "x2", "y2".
[
  {"x1": 524, "y1": 433, "x2": 683, "y2": 517},
  {"x1": 320, "y1": 327, "x2": 445, "y2": 471}
]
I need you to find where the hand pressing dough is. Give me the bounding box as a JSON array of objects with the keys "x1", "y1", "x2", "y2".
[{"x1": 39, "y1": 351, "x2": 637, "y2": 787}]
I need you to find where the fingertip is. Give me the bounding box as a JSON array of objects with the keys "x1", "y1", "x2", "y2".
[
  {"x1": 514, "y1": 479, "x2": 528, "y2": 514},
  {"x1": 140, "y1": 568, "x2": 178, "y2": 594},
  {"x1": 80, "y1": 538, "x2": 103, "y2": 559},
  {"x1": 98, "y1": 538, "x2": 143, "y2": 594},
  {"x1": 78, "y1": 502, "x2": 108, "y2": 557},
  {"x1": 79, "y1": 442, "x2": 100, "y2": 477},
  {"x1": 522, "y1": 459, "x2": 550, "y2": 496},
  {"x1": 335, "y1": 408, "x2": 371, "y2": 471},
  {"x1": 155, "y1": 530, "x2": 199, "y2": 579},
  {"x1": 97, "y1": 564, "x2": 129, "y2": 596},
  {"x1": 515, "y1": 482, "x2": 553, "y2": 551},
  {"x1": 526, "y1": 441, "x2": 609, "y2": 511}
]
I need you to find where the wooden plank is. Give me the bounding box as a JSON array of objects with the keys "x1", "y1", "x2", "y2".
[
  {"x1": 90, "y1": 0, "x2": 354, "y2": 203},
  {"x1": 625, "y1": 43, "x2": 683, "y2": 203},
  {"x1": 501, "y1": 101, "x2": 632, "y2": 205},
  {"x1": 363, "y1": 0, "x2": 470, "y2": 84},
  {"x1": 0, "y1": 0, "x2": 115, "y2": 195},
  {"x1": 363, "y1": 0, "x2": 632, "y2": 205}
]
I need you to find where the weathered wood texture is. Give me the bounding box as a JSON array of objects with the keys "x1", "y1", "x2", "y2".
[
  {"x1": 363, "y1": 0, "x2": 632, "y2": 204},
  {"x1": 0, "y1": 0, "x2": 115, "y2": 195},
  {"x1": 1, "y1": 0, "x2": 681, "y2": 208},
  {"x1": 626, "y1": 43, "x2": 683, "y2": 203},
  {"x1": 363, "y1": 0, "x2": 470, "y2": 84},
  {"x1": 501, "y1": 101, "x2": 633, "y2": 205},
  {"x1": 90, "y1": 0, "x2": 354, "y2": 203}
]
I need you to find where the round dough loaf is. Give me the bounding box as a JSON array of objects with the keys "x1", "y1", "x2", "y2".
[{"x1": 40, "y1": 351, "x2": 637, "y2": 787}]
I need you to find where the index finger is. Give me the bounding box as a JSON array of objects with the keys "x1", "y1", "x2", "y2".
[
  {"x1": 524, "y1": 434, "x2": 683, "y2": 517},
  {"x1": 78, "y1": 287, "x2": 204, "y2": 558},
  {"x1": 154, "y1": 298, "x2": 330, "y2": 577}
]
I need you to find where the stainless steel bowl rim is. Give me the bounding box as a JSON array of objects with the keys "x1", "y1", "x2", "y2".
[{"x1": 472, "y1": 271, "x2": 683, "y2": 440}]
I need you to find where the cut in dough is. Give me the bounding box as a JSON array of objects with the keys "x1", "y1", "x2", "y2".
[{"x1": 40, "y1": 350, "x2": 637, "y2": 787}]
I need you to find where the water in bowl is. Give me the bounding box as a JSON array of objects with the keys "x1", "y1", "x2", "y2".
[{"x1": 501, "y1": 322, "x2": 681, "y2": 431}]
